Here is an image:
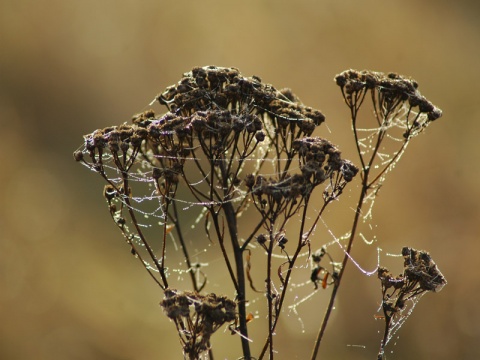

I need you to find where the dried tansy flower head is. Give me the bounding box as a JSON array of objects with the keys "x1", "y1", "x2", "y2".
[
  {"x1": 335, "y1": 69, "x2": 442, "y2": 138},
  {"x1": 160, "y1": 289, "x2": 237, "y2": 358},
  {"x1": 75, "y1": 66, "x2": 334, "y2": 196},
  {"x1": 401, "y1": 246, "x2": 446, "y2": 293},
  {"x1": 244, "y1": 135, "x2": 358, "y2": 221},
  {"x1": 377, "y1": 247, "x2": 446, "y2": 357},
  {"x1": 158, "y1": 66, "x2": 325, "y2": 134},
  {"x1": 378, "y1": 247, "x2": 446, "y2": 305}
]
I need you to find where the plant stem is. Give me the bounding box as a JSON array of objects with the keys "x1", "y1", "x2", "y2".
[
  {"x1": 223, "y1": 201, "x2": 251, "y2": 359},
  {"x1": 310, "y1": 173, "x2": 369, "y2": 359},
  {"x1": 378, "y1": 315, "x2": 391, "y2": 360},
  {"x1": 258, "y1": 196, "x2": 331, "y2": 359}
]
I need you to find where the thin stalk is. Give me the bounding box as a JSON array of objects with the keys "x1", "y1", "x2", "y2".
[
  {"x1": 169, "y1": 200, "x2": 204, "y2": 292},
  {"x1": 211, "y1": 210, "x2": 239, "y2": 294},
  {"x1": 121, "y1": 172, "x2": 169, "y2": 288},
  {"x1": 213, "y1": 150, "x2": 252, "y2": 359},
  {"x1": 259, "y1": 196, "x2": 334, "y2": 359},
  {"x1": 310, "y1": 171, "x2": 370, "y2": 359},
  {"x1": 266, "y1": 226, "x2": 275, "y2": 359},
  {"x1": 223, "y1": 200, "x2": 251, "y2": 359},
  {"x1": 98, "y1": 169, "x2": 165, "y2": 289},
  {"x1": 377, "y1": 314, "x2": 391, "y2": 360}
]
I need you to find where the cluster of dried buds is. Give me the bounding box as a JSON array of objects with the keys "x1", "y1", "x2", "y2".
[
  {"x1": 378, "y1": 247, "x2": 446, "y2": 318},
  {"x1": 158, "y1": 66, "x2": 325, "y2": 134},
  {"x1": 294, "y1": 137, "x2": 358, "y2": 184},
  {"x1": 73, "y1": 123, "x2": 146, "y2": 171},
  {"x1": 335, "y1": 69, "x2": 442, "y2": 137},
  {"x1": 160, "y1": 289, "x2": 237, "y2": 358},
  {"x1": 244, "y1": 136, "x2": 358, "y2": 219},
  {"x1": 74, "y1": 66, "x2": 338, "y2": 199}
]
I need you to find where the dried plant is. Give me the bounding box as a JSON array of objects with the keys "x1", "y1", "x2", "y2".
[
  {"x1": 377, "y1": 247, "x2": 446, "y2": 359},
  {"x1": 74, "y1": 66, "x2": 446, "y2": 359},
  {"x1": 160, "y1": 289, "x2": 237, "y2": 359}
]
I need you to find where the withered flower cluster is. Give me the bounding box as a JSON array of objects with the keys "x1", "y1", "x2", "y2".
[
  {"x1": 245, "y1": 136, "x2": 358, "y2": 220},
  {"x1": 158, "y1": 66, "x2": 325, "y2": 134},
  {"x1": 160, "y1": 289, "x2": 237, "y2": 359},
  {"x1": 378, "y1": 247, "x2": 446, "y2": 324},
  {"x1": 74, "y1": 66, "x2": 335, "y2": 203},
  {"x1": 376, "y1": 247, "x2": 446, "y2": 358},
  {"x1": 335, "y1": 69, "x2": 442, "y2": 138},
  {"x1": 294, "y1": 137, "x2": 358, "y2": 185}
]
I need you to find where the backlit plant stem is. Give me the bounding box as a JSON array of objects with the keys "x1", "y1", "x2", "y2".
[{"x1": 310, "y1": 170, "x2": 369, "y2": 359}]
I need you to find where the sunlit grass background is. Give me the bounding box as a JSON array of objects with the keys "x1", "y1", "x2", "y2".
[{"x1": 1, "y1": 1, "x2": 479, "y2": 359}]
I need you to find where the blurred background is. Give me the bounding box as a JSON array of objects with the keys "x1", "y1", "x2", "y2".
[{"x1": 1, "y1": 1, "x2": 479, "y2": 359}]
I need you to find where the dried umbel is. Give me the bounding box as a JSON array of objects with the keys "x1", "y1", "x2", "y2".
[
  {"x1": 402, "y1": 247, "x2": 446, "y2": 292},
  {"x1": 377, "y1": 247, "x2": 446, "y2": 358},
  {"x1": 335, "y1": 69, "x2": 442, "y2": 138},
  {"x1": 294, "y1": 137, "x2": 358, "y2": 195},
  {"x1": 378, "y1": 247, "x2": 446, "y2": 315},
  {"x1": 160, "y1": 289, "x2": 237, "y2": 359},
  {"x1": 244, "y1": 136, "x2": 358, "y2": 221},
  {"x1": 329, "y1": 70, "x2": 444, "y2": 235},
  {"x1": 75, "y1": 66, "x2": 333, "y2": 203},
  {"x1": 158, "y1": 66, "x2": 325, "y2": 136}
]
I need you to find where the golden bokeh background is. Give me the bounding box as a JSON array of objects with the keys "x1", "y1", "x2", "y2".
[{"x1": 1, "y1": 1, "x2": 479, "y2": 359}]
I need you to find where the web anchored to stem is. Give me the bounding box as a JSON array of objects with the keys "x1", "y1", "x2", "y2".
[{"x1": 74, "y1": 66, "x2": 445, "y2": 360}]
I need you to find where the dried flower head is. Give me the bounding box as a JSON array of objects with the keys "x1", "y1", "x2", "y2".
[
  {"x1": 401, "y1": 247, "x2": 446, "y2": 293},
  {"x1": 160, "y1": 289, "x2": 237, "y2": 358},
  {"x1": 378, "y1": 247, "x2": 446, "y2": 317},
  {"x1": 158, "y1": 66, "x2": 325, "y2": 141},
  {"x1": 293, "y1": 137, "x2": 359, "y2": 184},
  {"x1": 377, "y1": 247, "x2": 446, "y2": 357},
  {"x1": 76, "y1": 66, "x2": 332, "y2": 204},
  {"x1": 335, "y1": 69, "x2": 442, "y2": 138}
]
